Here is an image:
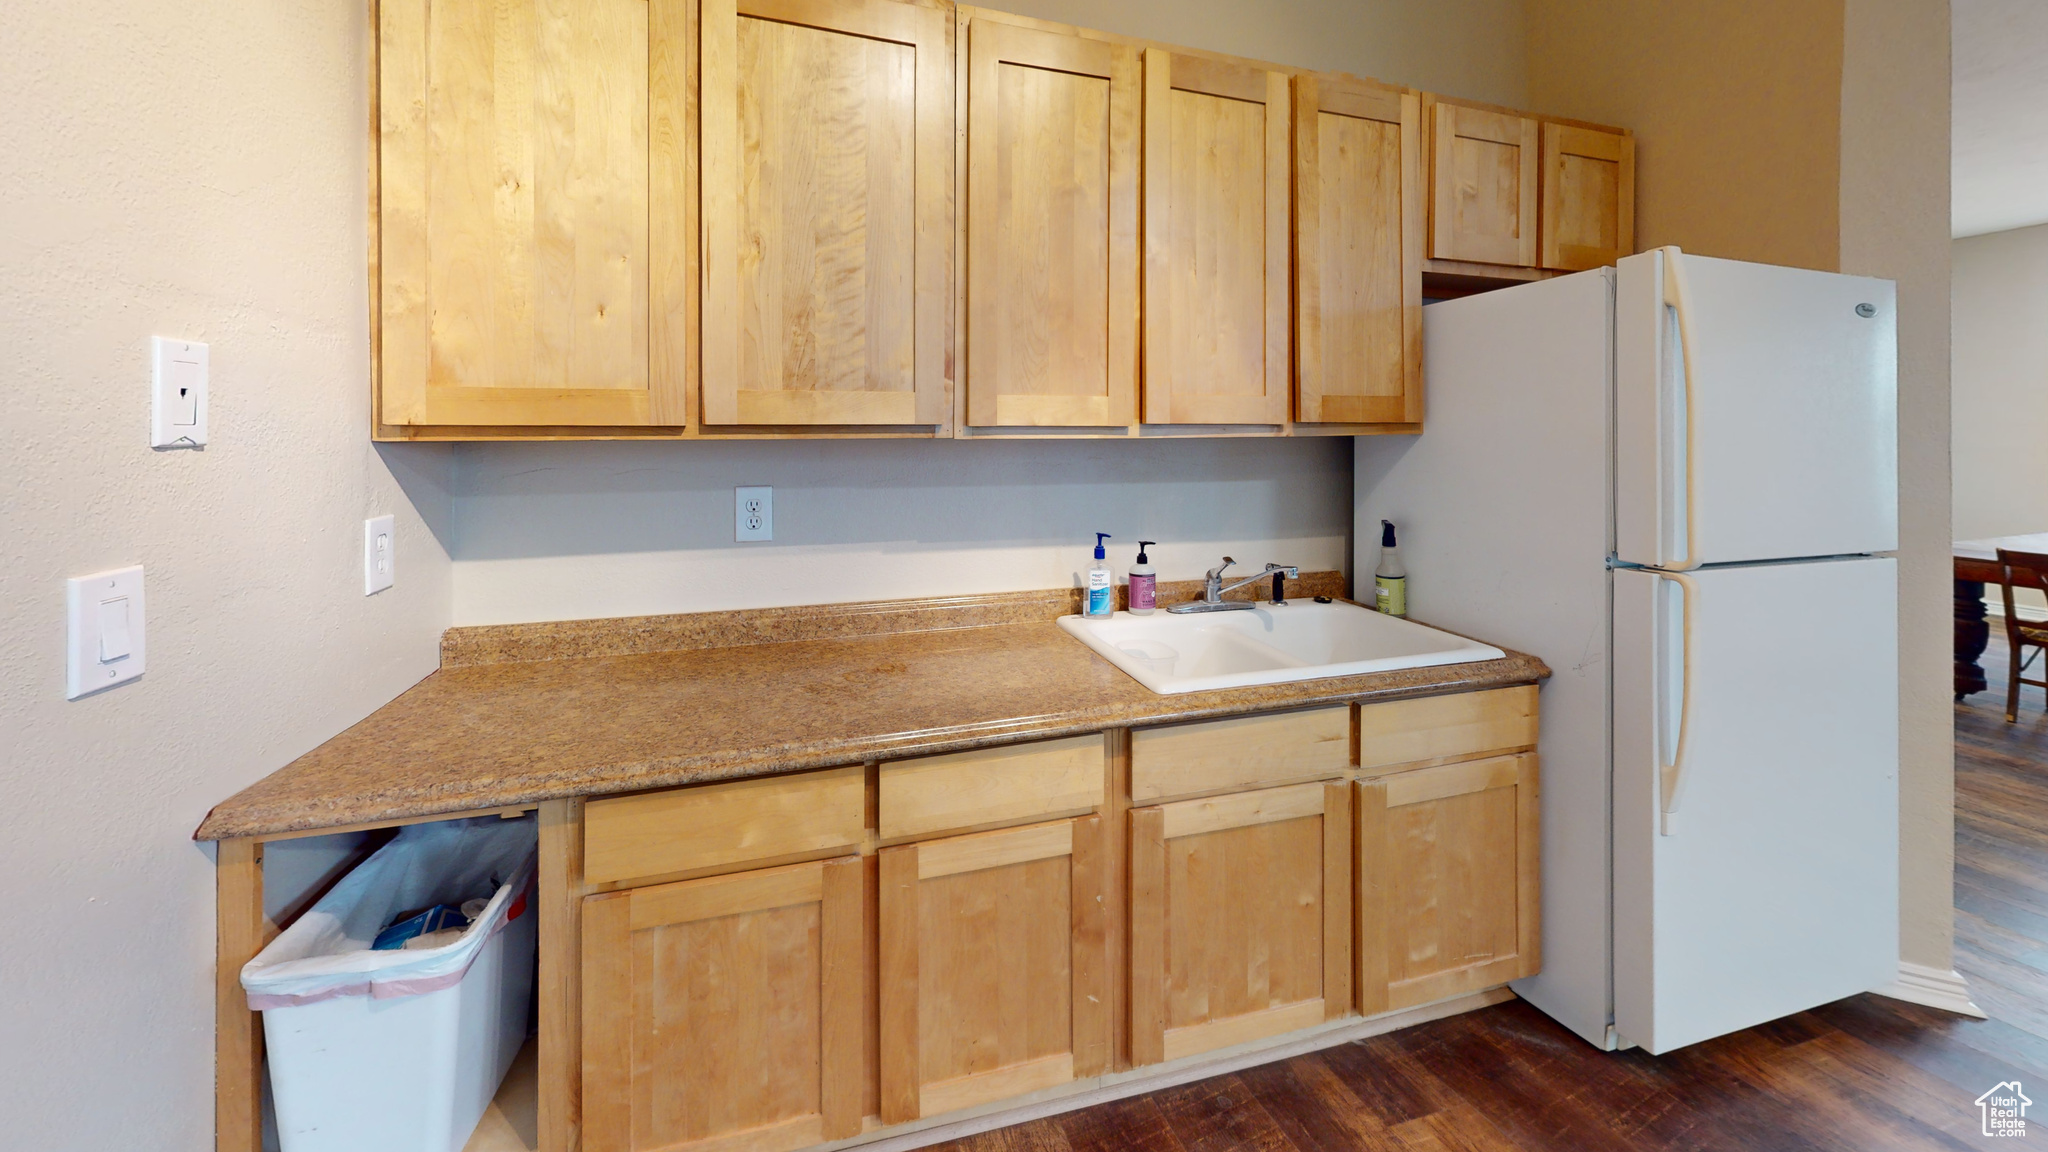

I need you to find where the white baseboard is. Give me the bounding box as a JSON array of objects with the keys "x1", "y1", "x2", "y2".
[{"x1": 1873, "y1": 960, "x2": 1987, "y2": 1018}]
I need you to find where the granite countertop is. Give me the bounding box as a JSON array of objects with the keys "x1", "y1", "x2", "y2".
[{"x1": 194, "y1": 581, "x2": 1549, "y2": 841}]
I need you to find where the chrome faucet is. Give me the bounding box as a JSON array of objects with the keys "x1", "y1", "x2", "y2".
[{"x1": 1167, "y1": 558, "x2": 1300, "y2": 614}]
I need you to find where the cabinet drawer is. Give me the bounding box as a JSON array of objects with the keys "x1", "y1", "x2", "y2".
[
  {"x1": 1130, "y1": 706, "x2": 1349, "y2": 803},
  {"x1": 879, "y1": 735, "x2": 1105, "y2": 841},
  {"x1": 584, "y1": 765, "x2": 866, "y2": 886},
  {"x1": 1357, "y1": 686, "x2": 1537, "y2": 772}
]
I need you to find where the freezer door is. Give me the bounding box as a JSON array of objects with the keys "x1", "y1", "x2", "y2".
[
  {"x1": 1612, "y1": 559, "x2": 1897, "y2": 1055},
  {"x1": 1614, "y1": 250, "x2": 1897, "y2": 567}
]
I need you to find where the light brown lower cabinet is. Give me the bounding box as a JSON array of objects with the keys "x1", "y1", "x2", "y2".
[
  {"x1": 1357, "y1": 753, "x2": 1540, "y2": 1015},
  {"x1": 1128, "y1": 782, "x2": 1352, "y2": 1066},
  {"x1": 580, "y1": 857, "x2": 867, "y2": 1152},
  {"x1": 878, "y1": 816, "x2": 1108, "y2": 1123}
]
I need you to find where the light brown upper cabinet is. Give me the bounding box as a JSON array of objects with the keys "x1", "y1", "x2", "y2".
[
  {"x1": 1541, "y1": 123, "x2": 1635, "y2": 271},
  {"x1": 1142, "y1": 51, "x2": 1291, "y2": 426},
  {"x1": 1425, "y1": 98, "x2": 1538, "y2": 268},
  {"x1": 701, "y1": 0, "x2": 952, "y2": 428},
  {"x1": 960, "y1": 12, "x2": 1139, "y2": 430},
  {"x1": 376, "y1": 0, "x2": 692, "y2": 430},
  {"x1": 1293, "y1": 74, "x2": 1421, "y2": 425}
]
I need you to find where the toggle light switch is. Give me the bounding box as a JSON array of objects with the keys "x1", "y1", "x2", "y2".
[{"x1": 67, "y1": 565, "x2": 146, "y2": 699}]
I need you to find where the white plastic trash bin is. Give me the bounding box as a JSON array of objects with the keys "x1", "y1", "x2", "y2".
[{"x1": 241, "y1": 816, "x2": 539, "y2": 1152}]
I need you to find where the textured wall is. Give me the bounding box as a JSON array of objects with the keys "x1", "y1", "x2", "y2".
[
  {"x1": 0, "y1": 2, "x2": 452, "y2": 1148},
  {"x1": 1952, "y1": 223, "x2": 2048, "y2": 540},
  {"x1": 1841, "y1": 0, "x2": 1954, "y2": 978},
  {"x1": 1525, "y1": 0, "x2": 1845, "y2": 272}
]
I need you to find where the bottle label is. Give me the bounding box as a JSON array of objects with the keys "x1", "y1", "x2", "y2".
[
  {"x1": 1130, "y1": 574, "x2": 1155, "y2": 611},
  {"x1": 1086, "y1": 569, "x2": 1115, "y2": 616},
  {"x1": 1375, "y1": 576, "x2": 1407, "y2": 617}
]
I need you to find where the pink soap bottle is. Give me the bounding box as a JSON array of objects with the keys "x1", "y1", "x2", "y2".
[{"x1": 1128, "y1": 541, "x2": 1158, "y2": 615}]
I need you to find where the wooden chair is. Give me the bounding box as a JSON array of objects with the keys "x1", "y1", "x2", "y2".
[{"x1": 1995, "y1": 548, "x2": 2048, "y2": 722}]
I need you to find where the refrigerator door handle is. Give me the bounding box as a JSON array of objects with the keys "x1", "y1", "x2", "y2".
[
  {"x1": 1653, "y1": 569, "x2": 1697, "y2": 835},
  {"x1": 1660, "y1": 246, "x2": 1703, "y2": 572}
]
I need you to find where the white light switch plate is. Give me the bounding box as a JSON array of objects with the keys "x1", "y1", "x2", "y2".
[
  {"x1": 151, "y1": 337, "x2": 208, "y2": 448},
  {"x1": 67, "y1": 565, "x2": 146, "y2": 699},
  {"x1": 364, "y1": 515, "x2": 395, "y2": 594},
  {"x1": 735, "y1": 486, "x2": 773, "y2": 542}
]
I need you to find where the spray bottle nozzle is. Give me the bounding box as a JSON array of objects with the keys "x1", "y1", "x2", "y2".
[{"x1": 1094, "y1": 532, "x2": 1112, "y2": 560}]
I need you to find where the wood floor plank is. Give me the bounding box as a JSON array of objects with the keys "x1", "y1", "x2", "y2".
[
  {"x1": 1232, "y1": 1052, "x2": 1394, "y2": 1149},
  {"x1": 1148, "y1": 1074, "x2": 1295, "y2": 1152}
]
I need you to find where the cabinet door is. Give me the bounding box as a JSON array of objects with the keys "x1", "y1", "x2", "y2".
[
  {"x1": 701, "y1": 0, "x2": 951, "y2": 428},
  {"x1": 1357, "y1": 754, "x2": 1540, "y2": 1015},
  {"x1": 581, "y1": 858, "x2": 865, "y2": 1152},
  {"x1": 1426, "y1": 100, "x2": 1538, "y2": 267},
  {"x1": 377, "y1": 0, "x2": 690, "y2": 428},
  {"x1": 1293, "y1": 75, "x2": 1421, "y2": 425},
  {"x1": 1141, "y1": 50, "x2": 1291, "y2": 426},
  {"x1": 1540, "y1": 123, "x2": 1635, "y2": 271},
  {"x1": 1129, "y1": 783, "x2": 1351, "y2": 1066},
  {"x1": 962, "y1": 17, "x2": 1139, "y2": 429},
  {"x1": 878, "y1": 817, "x2": 1108, "y2": 1122}
]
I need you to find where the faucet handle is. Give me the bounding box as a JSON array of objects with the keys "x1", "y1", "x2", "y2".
[{"x1": 1208, "y1": 556, "x2": 1237, "y2": 579}]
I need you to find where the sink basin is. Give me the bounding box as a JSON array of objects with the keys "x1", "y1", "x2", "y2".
[{"x1": 1058, "y1": 600, "x2": 1505, "y2": 694}]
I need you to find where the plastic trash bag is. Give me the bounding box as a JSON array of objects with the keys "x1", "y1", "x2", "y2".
[{"x1": 241, "y1": 815, "x2": 537, "y2": 1009}]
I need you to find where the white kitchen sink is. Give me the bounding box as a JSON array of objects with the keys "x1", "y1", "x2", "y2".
[{"x1": 1058, "y1": 599, "x2": 1505, "y2": 694}]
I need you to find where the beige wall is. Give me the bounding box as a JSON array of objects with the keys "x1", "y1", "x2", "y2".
[
  {"x1": 1527, "y1": 0, "x2": 1957, "y2": 981},
  {"x1": 1953, "y1": 223, "x2": 2048, "y2": 540},
  {"x1": 1526, "y1": 0, "x2": 1844, "y2": 272},
  {"x1": 1842, "y1": 0, "x2": 1953, "y2": 981},
  {"x1": 0, "y1": 3, "x2": 453, "y2": 1148}
]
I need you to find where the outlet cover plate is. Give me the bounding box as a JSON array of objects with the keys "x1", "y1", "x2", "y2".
[
  {"x1": 151, "y1": 337, "x2": 208, "y2": 448},
  {"x1": 735, "y1": 486, "x2": 772, "y2": 542},
  {"x1": 364, "y1": 515, "x2": 395, "y2": 594}
]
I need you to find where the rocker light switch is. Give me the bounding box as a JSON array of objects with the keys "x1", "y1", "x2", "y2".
[{"x1": 67, "y1": 565, "x2": 146, "y2": 699}]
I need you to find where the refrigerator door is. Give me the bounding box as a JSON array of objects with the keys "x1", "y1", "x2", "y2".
[
  {"x1": 1614, "y1": 250, "x2": 1897, "y2": 567},
  {"x1": 1612, "y1": 558, "x2": 1898, "y2": 1055}
]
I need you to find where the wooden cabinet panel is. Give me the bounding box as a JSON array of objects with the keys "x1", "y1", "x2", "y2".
[
  {"x1": 1541, "y1": 122, "x2": 1635, "y2": 271},
  {"x1": 1130, "y1": 706, "x2": 1349, "y2": 804},
  {"x1": 1356, "y1": 686, "x2": 1537, "y2": 772},
  {"x1": 962, "y1": 15, "x2": 1139, "y2": 429},
  {"x1": 1129, "y1": 782, "x2": 1351, "y2": 1066},
  {"x1": 878, "y1": 816, "x2": 1108, "y2": 1122},
  {"x1": 581, "y1": 857, "x2": 865, "y2": 1152},
  {"x1": 1426, "y1": 99, "x2": 1538, "y2": 268},
  {"x1": 879, "y1": 734, "x2": 1105, "y2": 841},
  {"x1": 377, "y1": 0, "x2": 690, "y2": 428},
  {"x1": 1141, "y1": 50, "x2": 1290, "y2": 426},
  {"x1": 1357, "y1": 754, "x2": 1539, "y2": 1015},
  {"x1": 1293, "y1": 75, "x2": 1421, "y2": 425},
  {"x1": 701, "y1": 0, "x2": 950, "y2": 427},
  {"x1": 584, "y1": 765, "x2": 865, "y2": 887}
]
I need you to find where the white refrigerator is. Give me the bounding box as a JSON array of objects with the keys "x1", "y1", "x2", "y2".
[{"x1": 1356, "y1": 248, "x2": 1899, "y2": 1055}]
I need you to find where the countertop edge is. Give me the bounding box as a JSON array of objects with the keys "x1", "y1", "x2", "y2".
[{"x1": 193, "y1": 653, "x2": 1548, "y2": 842}]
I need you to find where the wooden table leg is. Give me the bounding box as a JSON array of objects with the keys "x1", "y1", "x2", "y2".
[
  {"x1": 216, "y1": 838, "x2": 274, "y2": 1152},
  {"x1": 1957, "y1": 577, "x2": 1990, "y2": 700}
]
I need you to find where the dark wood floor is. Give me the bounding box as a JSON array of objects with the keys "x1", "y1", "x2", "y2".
[{"x1": 937, "y1": 639, "x2": 2048, "y2": 1151}]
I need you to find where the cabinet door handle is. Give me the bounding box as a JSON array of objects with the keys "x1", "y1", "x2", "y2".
[
  {"x1": 1654, "y1": 569, "x2": 1697, "y2": 836},
  {"x1": 1660, "y1": 245, "x2": 1703, "y2": 573}
]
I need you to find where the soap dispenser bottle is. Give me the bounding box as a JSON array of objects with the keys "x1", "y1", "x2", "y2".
[
  {"x1": 1374, "y1": 520, "x2": 1408, "y2": 617},
  {"x1": 1128, "y1": 541, "x2": 1158, "y2": 615},
  {"x1": 1085, "y1": 533, "x2": 1116, "y2": 618}
]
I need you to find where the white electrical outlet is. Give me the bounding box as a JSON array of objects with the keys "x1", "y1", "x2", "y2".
[
  {"x1": 735, "y1": 486, "x2": 773, "y2": 542},
  {"x1": 364, "y1": 515, "x2": 395, "y2": 594}
]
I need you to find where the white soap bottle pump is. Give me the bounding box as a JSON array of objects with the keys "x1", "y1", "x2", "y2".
[{"x1": 1084, "y1": 533, "x2": 1116, "y2": 618}]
